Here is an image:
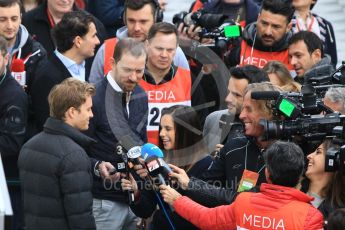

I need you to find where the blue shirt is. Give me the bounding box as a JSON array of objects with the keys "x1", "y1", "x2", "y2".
[{"x1": 55, "y1": 50, "x2": 85, "y2": 82}]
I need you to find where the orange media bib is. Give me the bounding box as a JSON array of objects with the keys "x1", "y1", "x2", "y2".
[{"x1": 139, "y1": 67, "x2": 192, "y2": 145}]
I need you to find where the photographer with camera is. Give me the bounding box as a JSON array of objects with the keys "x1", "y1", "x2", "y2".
[
  {"x1": 301, "y1": 138, "x2": 345, "y2": 219},
  {"x1": 160, "y1": 141, "x2": 324, "y2": 230},
  {"x1": 288, "y1": 31, "x2": 334, "y2": 84}
]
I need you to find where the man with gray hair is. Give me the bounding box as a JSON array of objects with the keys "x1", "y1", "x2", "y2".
[
  {"x1": 324, "y1": 87, "x2": 345, "y2": 114},
  {"x1": 86, "y1": 37, "x2": 148, "y2": 230}
]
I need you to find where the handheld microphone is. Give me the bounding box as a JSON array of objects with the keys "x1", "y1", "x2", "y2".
[
  {"x1": 142, "y1": 143, "x2": 172, "y2": 186},
  {"x1": 11, "y1": 59, "x2": 26, "y2": 86},
  {"x1": 115, "y1": 143, "x2": 135, "y2": 204},
  {"x1": 141, "y1": 143, "x2": 164, "y2": 160},
  {"x1": 126, "y1": 146, "x2": 142, "y2": 169}
]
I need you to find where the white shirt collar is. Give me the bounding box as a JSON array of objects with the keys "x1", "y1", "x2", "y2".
[{"x1": 106, "y1": 72, "x2": 123, "y2": 92}]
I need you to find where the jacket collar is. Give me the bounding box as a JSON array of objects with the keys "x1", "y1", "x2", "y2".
[
  {"x1": 260, "y1": 183, "x2": 314, "y2": 203},
  {"x1": 43, "y1": 117, "x2": 96, "y2": 148}
]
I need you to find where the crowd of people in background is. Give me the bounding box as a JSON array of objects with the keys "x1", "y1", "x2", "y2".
[{"x1": 1, "y1": 0, "x2": 344, "y2": 229}]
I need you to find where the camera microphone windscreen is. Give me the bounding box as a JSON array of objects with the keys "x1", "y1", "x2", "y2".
[
  {"x1": 251, "y1": 91, "x2": 280, "y2": 100},
  {"x1": 141, "y1": 143, "x2": 164, "y2": 160}
]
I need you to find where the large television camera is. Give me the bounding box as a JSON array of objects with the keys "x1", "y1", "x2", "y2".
[
  {"x1": 324, "y1": 126, "x2": 345, "y2": 174},
  {"x1": 173, "y1": 10, "x2": 242, "y2": 58}
]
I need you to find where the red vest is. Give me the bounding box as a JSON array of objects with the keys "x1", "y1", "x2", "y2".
[
  {"x1": 139, "y1": 68, "x2": 191, "y2": 145},
  {"x1": 239, "y1": 40, "x2": 293, "y2": 70},
  {"x1": 103, "y1": 38, "x2": 119, "y2": 75}
]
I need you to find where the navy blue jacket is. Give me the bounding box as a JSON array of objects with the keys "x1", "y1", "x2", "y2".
[
  {"x1": 0, "y1": 70, "x2": 27, "y2": 180},
  {"x1": 86, "y1": 77, "x2": 148, "y2": 202}
]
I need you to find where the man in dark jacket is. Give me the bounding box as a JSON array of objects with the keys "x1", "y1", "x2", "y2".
[
  {"x1": 227, "y1": 0, "x2": 294, "y2": 70},
  {"x1": 21, "y1": 0, "x2": 106, "y2": 78},
  {"x1": 164, "y1": 82, "x2": 282, "y2": 208},
  {"x1": 0, "y1": 0, "x2": 47, "y2": 93},
  {"x1": 86, "y1": 38, "x2": 148, "y2": 230},
  {"x1": 18, "y1": 78, "x2": 96, "y2": 230},
  {"x1": 288, "y1": 30, "x2": 334, "y2": 84},
  {"x1": 0, "y1": 35, "x2": 27, "y2": 230},
  {"x1": 30, "y1": 10, "x2": 100, "y2": 132}
]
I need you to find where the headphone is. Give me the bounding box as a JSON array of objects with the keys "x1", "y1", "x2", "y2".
[
  {"x1": 152, "y1": 0, "x2": 164, "y2": 23},
  {"x1": 123, "y1": 0, "x2": 164, "y2": 24}
]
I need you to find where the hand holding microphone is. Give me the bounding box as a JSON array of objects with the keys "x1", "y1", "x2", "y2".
[
  {"x1": 97, "y1": 161, "x2": 121, "y2": 182},
  {"x1": 168, "y1": 164, "x2": 190, "y2": 190}
]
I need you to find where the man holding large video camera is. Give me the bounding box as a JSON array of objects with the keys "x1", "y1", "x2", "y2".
[{"x1": 169, "y1": 82, "x2": 282, "y2": 207}]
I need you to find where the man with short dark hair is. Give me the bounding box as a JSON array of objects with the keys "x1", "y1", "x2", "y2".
[
  {"x1": 288, "y1": 30, "x2": 334, "y2": 84},
  {"x1": 19, "y1": 78, "x2": 96, "y2": 230},
  {"x1": 86, "y1": 37, "x2": 148, "y2": 230},
  {"x1": 89, "y1": 0, "x2": 189, "y2": 83},
  {"x1": 31, "y1": 10, "x2": 100, "y2": 132},
  {"x1": 227, "y1": 0, "x2": 294, "y2": 70},
  {"x1": 203, "y1": 65, "x2": 269, "y2": 153},
  {"x1": 160, "y1": 141, "x2": 324, "y2": 230},
  {"x1": 0, "y1": 0, "x2": 46, "y2": 92}
]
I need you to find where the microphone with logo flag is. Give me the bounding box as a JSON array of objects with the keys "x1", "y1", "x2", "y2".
[{"x1": 11, "y1": 59, "x2": 26, "y2": 86}]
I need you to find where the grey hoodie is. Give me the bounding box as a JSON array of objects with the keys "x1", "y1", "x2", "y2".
[{"x1": 89, "y1": 26, "x2": 190, "y2": 84}]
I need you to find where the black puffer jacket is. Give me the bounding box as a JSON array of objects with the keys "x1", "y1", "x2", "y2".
[{"x1": 18, "y1": 118, "x2": 96, "y2": 230}]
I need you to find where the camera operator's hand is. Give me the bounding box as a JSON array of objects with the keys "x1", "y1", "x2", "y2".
[
  {"x1": 177, "y1": 23, "x2": 201, "y2": 42},
  {"x1": 159, "y1": 184, "x2": 182, "y2": 206},
  {"x1": 168, "y1": 164, "x2": 190, "y2": 190},
  {"x1": 121, "y1": 173, "x2": 138, "y2": 193},
  {"x1": 98, "y1": 161, "x2": 121, "y2": 182},
  {"x1": 134, "y1": 161, "x2": 148, "y2": 179}
]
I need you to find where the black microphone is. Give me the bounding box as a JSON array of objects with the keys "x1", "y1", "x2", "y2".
[
  {"x1": 115, "y1": 143, "x2": 135, "y2": 205},
  {"x1": 251, "y1": 91, "x2": 281, "y2": 100}
]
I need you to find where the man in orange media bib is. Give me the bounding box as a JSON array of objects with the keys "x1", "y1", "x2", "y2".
[
  {"x1": 226, "y1": 0, "x2": 294, "y2": 71},
  {"x1": 140, "y1": 22, "x2": 204, "y2": 145}
]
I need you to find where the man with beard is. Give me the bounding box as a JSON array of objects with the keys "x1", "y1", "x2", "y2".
[
  {"x1": 227, "y1": 0, "x2": 294, "y2": 70},
  {"x1": 86, "y1": 38, "x2": 148, "y2": 230},
  {"x1": 288, "y1": 30, "x2": 334, "y2": 84}
]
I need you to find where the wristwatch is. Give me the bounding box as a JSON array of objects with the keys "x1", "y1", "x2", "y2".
[{"x1": 94, "y1": 161, "x2": 103, "y2": 177}]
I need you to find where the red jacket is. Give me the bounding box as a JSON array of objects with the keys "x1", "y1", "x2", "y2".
[{"x1": 174, "y1": 183, "x2": 324, "y2": 230}]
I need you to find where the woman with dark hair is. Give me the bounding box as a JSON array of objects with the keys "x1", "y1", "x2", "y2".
[
  {"x1": 159, "y1": 105, "x2": 211, "y2": 174},
  {"x1": 301, "y1": 139, "x2": 345, "y2": 219},
  {"x1": 122, "y1": 105, "x2": 212, "y2": 230}
]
